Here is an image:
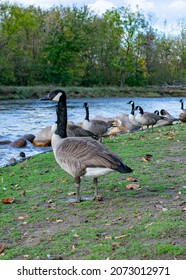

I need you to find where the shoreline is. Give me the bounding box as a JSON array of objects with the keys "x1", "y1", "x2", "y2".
[{"x1": 1, "y1": 85, "x2": 186, "y2": 100}]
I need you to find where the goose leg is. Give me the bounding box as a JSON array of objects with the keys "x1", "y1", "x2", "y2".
[
  {"x1": 74, "y1": 176, "x2": 81, "y2": 202},
  {"x1": 92, "y1": 177, "x2": 98, "y2": 200}
]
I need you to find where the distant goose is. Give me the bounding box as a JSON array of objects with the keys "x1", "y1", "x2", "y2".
[
  {"x1": 179, "y1": 99, "x2": 186, "y2": 122},
  {"x1": 43, "y1": 89, "x2": 133, "y2": 202},
  {"x1": 82, "y1": 102, "x2": 113, "y2": 138},
  {"x1": 160, "y1": 109, "x2": 179, "y2": 122},
  {"x1": 127, "y1": 100, "x2": 141, "y2": 128},
  {"x1": 135, "y1": 106, "x2": 163, "y2": 131},
  {"x1": 154, "y1": 110, "x2": 176, "y2": 127}
]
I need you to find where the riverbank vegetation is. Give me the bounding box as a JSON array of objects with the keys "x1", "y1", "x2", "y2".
[
  {"x1": 0, "y1": 2, "x2": 186, "y2": 92},
  {"x1": 0, "y1": 85, "x2": 186, "y2": 100},
  {"x1": 0, "y1": 124, "x2": 186, "y2": 260}
]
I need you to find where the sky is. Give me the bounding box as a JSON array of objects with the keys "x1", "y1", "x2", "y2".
[{"x1": 4, "y1": 0, "x2": 186, "y2": 32}]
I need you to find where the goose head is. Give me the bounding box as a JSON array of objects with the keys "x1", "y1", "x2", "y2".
[
  {"x1": 160, "y1": 109, "x2": 167, "y2": 116},
  {"x1": 84, "y1": 102, "x2": 88, "y2": 108},
  {"x1": 41, "y1": 89, "x2": 66, "y2": 102},
  {"x1": 127, "y1": 100, "x2": 134, "y2": 105},
  {"x1": 154, "y1": 110, "x2": 159, "y2": 115},
  {"x1": 127, "y1": 100, "x2": 135, "y2": 110},
  {"x1": 135, "y1": 106, "x2": 143, "y2": 114}
]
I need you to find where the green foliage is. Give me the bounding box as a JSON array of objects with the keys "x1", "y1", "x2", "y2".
[{"x1": 0, "y1": 2, "x2": 185, "y2": 87}]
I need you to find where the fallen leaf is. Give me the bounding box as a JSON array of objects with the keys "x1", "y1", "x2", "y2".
[
  {"x1": 23, "y1": 254, "x2": 30, "y2": 259},
  {"x1": 155, "y1": 204, "x2": 168, "y2": 211},
  {"x1": 72, "y1": 245, "x2": 76, "y2": 250},
  {"x1": 54, "y1": 219, "x2": 64, "y2": 223},
  {"x1": 97, "y1": 195, "x2": 104, "y2": 201},
  {"x1": 74, "y1": 233, "x2": 79, "y2": 238},
  {"x1": 115, "y1": 234, "x2": 128, "y2": 239},
  {"x1": 112, "y1": 242, "x2": 121, "y2": 247},
  {"x1": 142, "y1": 154, "x2": 153, "y2": 162},
  {"x1": 145, "y1": 222, "x2": 153, "y2": 228},
  {"x1": 68, "y1": 192, "x2": 76, "y2": 196},
  {"x1": 17, "y1": 215, "x2": 29, "y2": 220},
  {"x1": 105, "y1": 236, "x2": 112, "y2": 240},
  {"x1": 126, "y1": 177, "x2": 138, "y2": 182},
  {"x1": 0, "y1": 245, "x2": 8, "y2": 253},
  {"x1": 2, "y1": 197, "x2": 15, "y2": 204},
  {"x1": 126, "y1": 184, "x2": 141, "y2": 190},
  {"x1": 141, "y1": 157, "x2": 149, "y2": 162},
  {"x1": 62, "y1": 179, "x2": 67, "y2": 183}
]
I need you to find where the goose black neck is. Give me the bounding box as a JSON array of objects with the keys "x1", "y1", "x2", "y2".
[
  {"x1": 180, "y1": 100, "x2": 184, "y2": 110},
  {"x1": 138, "y1": 106, "x2": 144, "y2": 114},
  {"x1": 131, "y1": 109, "x2": 135, "y2": 115},
  {"x1": 131, "y1": 102, "x2": 135, "y2": 111},
  {"x1": 56, "y1": 94, "x2": 67, "y2": 138},
  {"x1": 85, "y1": 104, "x2": 90, "y2": 121}
]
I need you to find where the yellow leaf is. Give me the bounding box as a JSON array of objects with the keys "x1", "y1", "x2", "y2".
[
  {"x1": 105, "y1": 236, "x2": 112, "y2": 240},
  {"x1": 72, "y1": 245, "x2": 76, "y2": 250},
  {"x1": 115, "y1": 234, "x2": 128, "y2": 239},
  {"x1": 112, "y1": 242, "x2": 121, "y2": 247}
]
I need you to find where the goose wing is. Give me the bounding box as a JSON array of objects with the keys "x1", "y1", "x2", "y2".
[{"x1": 55, "y1": 137, "x2": 132, "y2": 177}]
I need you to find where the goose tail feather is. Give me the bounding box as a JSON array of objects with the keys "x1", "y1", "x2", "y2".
[{"x1": 116, "y1": 163, "x2": 133, "y2": 173}]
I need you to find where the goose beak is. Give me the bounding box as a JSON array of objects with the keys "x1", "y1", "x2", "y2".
[{"x1": 40, "y1": 94, "x2": 50, "y2": 101}]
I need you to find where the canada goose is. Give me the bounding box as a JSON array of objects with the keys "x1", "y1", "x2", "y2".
[
  {"x1": 82, "y1": 102, "x2": 113, "y2": 138},
  {"x1": 135, "y1": 106, "x2": 162, "y2": 131},
  {"x1": 153, "y1": 110, "x2": 176, "y2": 127},
  {"x1": 160, "y1": 109, "x2": 179, "y2": 122},
  {"x1": 43, "y1": 89, "x2": 133, "y2": 202},
  {"x1": 179, "y1": 99, "x2": 186, "y2": 122},
  {"x1": 127, "y1": 100, "x2": 141, "y2": 128}
]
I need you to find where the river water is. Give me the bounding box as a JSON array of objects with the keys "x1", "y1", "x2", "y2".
[{"x1": 0, "y1": 96, "x2": 184, "y2": 168}]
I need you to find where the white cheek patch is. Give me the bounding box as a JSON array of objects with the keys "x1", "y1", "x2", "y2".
[{"x1": 53, "y1": 92, "x2": 62, "y2": 101}]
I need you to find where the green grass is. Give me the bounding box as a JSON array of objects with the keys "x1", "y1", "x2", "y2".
[{"x1": 0, "y1": 124, "x2": 186, "y2": 260}]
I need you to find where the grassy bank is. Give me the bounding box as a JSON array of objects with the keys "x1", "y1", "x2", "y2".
[
  {"x1": 0, "y1": 85, "x2": 186, "y2": 100},
  {"x1": 0, "y1": 124, "x2": 186, "y2": 260}
]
